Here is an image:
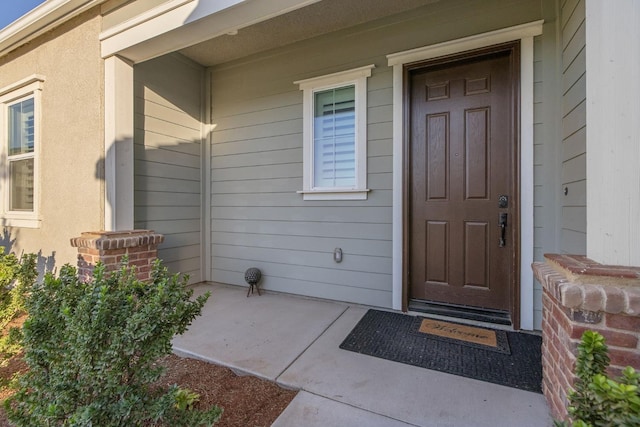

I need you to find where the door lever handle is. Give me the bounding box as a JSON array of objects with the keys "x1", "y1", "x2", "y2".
[{"x1": 498, "y1": 213, "x2": 508, "y2": 247}]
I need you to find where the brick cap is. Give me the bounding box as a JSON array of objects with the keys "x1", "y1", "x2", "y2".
[
  {"x1": 70, "y1": 230, "x2": 165, "y2": 250},
  {"x1": 533, "y1": 256, "x2": 640, "y2": 317},
  {"x1": 544, "y1": 254, "x2": 640, "y2": 283}
]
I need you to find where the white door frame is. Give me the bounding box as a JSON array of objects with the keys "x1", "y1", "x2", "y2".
[{"x1": 387, "y1": 20, "x2": 543, "y2": 330}]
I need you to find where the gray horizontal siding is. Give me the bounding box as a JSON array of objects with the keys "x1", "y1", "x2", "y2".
[
  {"x1": 211, "y1": 207, "x2": 392, "y2": 224},
  {"x1": 209, "y1": 0, "x2": 543, "y2": 307},
  {"x1": 134, "y1": 53, "x2": 204, "y2": 283},
  {"x1": 560, "y1": 0, "x2": 586, "y2": 254},
  {"x1": 212, "y1": 219, "x2": 392, "y2": 241},
  {"x1": 212, "y1": 232, "x2": 391, "y2": 257},
  {"x1": 211, "y1": 191, "x2": 393, "y2": 207}
]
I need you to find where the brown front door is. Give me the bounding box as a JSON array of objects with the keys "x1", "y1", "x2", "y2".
[{"x1": 408, "y1": 43, "x2": 519, "y2": 318}]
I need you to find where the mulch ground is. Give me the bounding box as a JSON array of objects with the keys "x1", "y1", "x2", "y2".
[{"x1": 0, "y1": 353, "x2": 297, "y2": 427}]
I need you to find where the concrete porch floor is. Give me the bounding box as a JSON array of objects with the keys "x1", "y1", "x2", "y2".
[{"x1": 172, "y1": 283, "x2": 552, "y2": 427}]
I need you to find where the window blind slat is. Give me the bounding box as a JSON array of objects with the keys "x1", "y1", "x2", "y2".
[{"x1": 313, "y1": 85, "x2": 356, "y2": 188}]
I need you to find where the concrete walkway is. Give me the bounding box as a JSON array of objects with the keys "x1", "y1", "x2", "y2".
[{"x1": 172, "y1": 283, "x2": 552, "y2": 427}]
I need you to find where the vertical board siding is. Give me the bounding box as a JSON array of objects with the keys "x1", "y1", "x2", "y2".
[
  {"x1": 209, "y1": 0, "x2": 542, "y2": 308},
  {"x1": 134, "y1": 54, "x2": 204, "y2": 283},
  {"x1": 560, "y1": 0, "x2": 586, "y2": 253}
]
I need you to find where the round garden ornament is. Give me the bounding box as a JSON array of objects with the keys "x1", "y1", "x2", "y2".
[{"x1": 244, "y1": 267, "x2": 262, "y2": 297}]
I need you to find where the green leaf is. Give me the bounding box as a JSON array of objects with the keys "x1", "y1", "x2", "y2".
[
  {"x1": 5, "y1": 259, "x2": 220, "y2": 427},
  {"x1": 558, "y1": 331, "x2": 640, "y2": 427}
]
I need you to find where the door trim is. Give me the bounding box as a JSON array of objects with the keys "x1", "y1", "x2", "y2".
[
  {"x1": 406, "y1": 41, "x2": 520, "y2": 324},
  {"x1": 387, "y1": 21, "x2": 543, "y2": 330}
]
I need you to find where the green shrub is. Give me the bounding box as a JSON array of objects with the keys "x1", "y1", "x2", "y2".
[
  {"x1": 0, "y1": 248, "x2": 37, "y2": 367},
  {"x1": 556, "y1": 330, "x2": 640, "y2": 427},
  {"x1": 5, "y1": 259, "x2": 222, "y2": 426}
]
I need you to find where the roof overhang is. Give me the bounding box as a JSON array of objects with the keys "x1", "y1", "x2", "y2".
[
  {"x1": 0, "y1": 0, "x2": 107, "y2": 57},
  {"x1": 99, "y1": 0, "x2": 322, "y2": 63}
]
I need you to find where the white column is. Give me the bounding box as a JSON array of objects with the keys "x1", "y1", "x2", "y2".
[
  {"x1": 104, "y1": 55, "x2": 134, "y2": 231},
  {"x1": 585, "y1": 0, "x2": 640, "y2": 266}
]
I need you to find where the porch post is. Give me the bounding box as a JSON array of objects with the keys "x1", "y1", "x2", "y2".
[
  {"x1": 585, "y1": 0, "x2": 640, "y2": 266},
  {"x1": 104, "y1": 55, "x2": 134, "y2": 231}
]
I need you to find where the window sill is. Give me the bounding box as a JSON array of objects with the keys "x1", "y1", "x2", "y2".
[
  {"x1": 297, "y1": 189, "x2": 370, "y2": 201},
  {"x1": 1, "y1": 216, "x2": 41, "y2": 229}
]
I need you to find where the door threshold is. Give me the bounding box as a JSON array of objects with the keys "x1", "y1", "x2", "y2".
[{"x1": 408, "y1": 300, "x2": 512, "y2": 326}]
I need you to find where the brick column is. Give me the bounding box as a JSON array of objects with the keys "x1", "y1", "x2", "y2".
[
  {"x1": 533, "y1": 255, "x2": 640, "y2": 421},
  {"x1": 70, "y1": 230, "x2": 164, "y2": 282}
]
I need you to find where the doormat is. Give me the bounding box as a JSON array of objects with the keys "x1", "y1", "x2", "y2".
[
  {"x1": 339, "y1": 309, "x2": 542, "y2": 393},
  {"x1": 415, "y1": 318, "x2": 510, "y2": 354}
]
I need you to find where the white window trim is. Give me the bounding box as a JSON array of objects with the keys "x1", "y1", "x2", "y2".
[
  {"x1": 295, "y1": 64, "x2": 374, "y2": 200},
  {"x1": 0, "y1": 75, "x2": 44, "y2": 229}
]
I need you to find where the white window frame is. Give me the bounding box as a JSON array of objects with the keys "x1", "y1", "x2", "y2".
[
  {"x1": 0, "y1": 75, "x2": 44, "y2": 228},
  {"x1": 295, "y1": 65, "x2": 374, "y2": 200}
]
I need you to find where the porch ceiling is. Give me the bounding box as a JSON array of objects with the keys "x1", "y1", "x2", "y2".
[{"x1": 178, "y1": 0, "x2": 440, "y2": 67}]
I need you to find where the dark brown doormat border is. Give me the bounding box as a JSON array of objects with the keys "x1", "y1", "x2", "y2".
[{"x1": 339, "y1": 309, "x2": 542, "y2": 393}]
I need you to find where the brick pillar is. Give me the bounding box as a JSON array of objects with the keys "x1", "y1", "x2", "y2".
[
  {"x1": 533, "y1": 255, "x2": 640, "y2": 421},
  {"x1": 70, "y1": 230, "x2": 164, "y2": 282}
]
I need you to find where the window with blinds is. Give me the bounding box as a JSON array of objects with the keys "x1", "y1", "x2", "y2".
[
  {"x1": 8, "y1": 98, "x2": 35, "y2": 212},
  {"x1": 313, "y1": 85, "x2": 356, "y2": 189},
  {"x1": 295, "y1": 64, "x2": 373, "y2": 200}
]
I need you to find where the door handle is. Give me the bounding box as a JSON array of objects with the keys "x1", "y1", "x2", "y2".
[{"x1": 498, "y1": 213, "x2": 508, "y2": 247}]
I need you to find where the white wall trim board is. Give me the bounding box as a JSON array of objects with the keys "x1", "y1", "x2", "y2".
[
  {"x1": 0, "y1": 75, "x2": 46, "y2": 98},
  {"x1": 100, "y1": 0, "x2": 321, "y2": 62},
  {"x1": 585, "y1": 0, "x2": 640, "y2": 266},
  {"x1": 0, "y1": 0, "x2": 105, "y2": 57},
  {"x1": 202, "y1": 70, "x2": 213, "y2": 282},
  {"x1": 387, "y1": 20, "x2": 543, "y2": 330},
  {"x1": 100, "y1": 0, "x2": 193, "y2": 40},
  {"x1": 387, "y1": 20, "x2": 544, "y2": 66},
  {"x1": 104, "y1": 55, "x2": 134, "y2": 231}
]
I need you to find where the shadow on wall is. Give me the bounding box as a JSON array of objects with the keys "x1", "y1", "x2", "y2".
[
  {"x1": 95, "y1": 51, "x2": 207, "y2": 227},
  {"x1": 0, "y1": 227, "x2": 56, "y2": 280},
  {"x1": 90, "y1": 53, "x2": 210, "y2": 284},
  {"x1": 94, "y1": 134, "x2": 206, "y2": 283}
]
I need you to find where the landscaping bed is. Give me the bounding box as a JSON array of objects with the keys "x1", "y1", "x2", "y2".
[{"x1": 0, "y1": 352, "x2": 296, "y2": 427}]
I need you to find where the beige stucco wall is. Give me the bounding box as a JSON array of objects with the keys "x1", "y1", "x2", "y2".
[{"x1": 0, "y1": 8, "x2": 104, "y2": 273}]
